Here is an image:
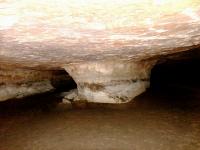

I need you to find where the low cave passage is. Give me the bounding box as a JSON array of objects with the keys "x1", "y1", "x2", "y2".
[
  {"x1": 149, "y1": 56, "x2": 200, "y2": 108},
  {"x1": 0, "y1": 55, "x2": 200, "y2": 150}
]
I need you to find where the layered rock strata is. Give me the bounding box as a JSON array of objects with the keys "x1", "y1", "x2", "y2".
[
  {"x1": 64, "y1": 60, "x2": 155, "y2": 103},
  {"x1": 0, "y1": 66, "x2": 69, "y2": 101},
  {"x1": 1, "y1": 0, "x2": 200, "y2": 103}
]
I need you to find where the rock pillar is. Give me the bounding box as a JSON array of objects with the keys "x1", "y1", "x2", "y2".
[{"x1": 64, "y1": 60, "x2": 155, "y2": 103}]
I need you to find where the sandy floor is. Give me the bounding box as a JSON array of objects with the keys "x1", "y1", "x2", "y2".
[{"x1": 0, "y1": 88, "x2": 200, "y2": 150}]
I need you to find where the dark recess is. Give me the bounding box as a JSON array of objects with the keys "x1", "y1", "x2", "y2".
[{"x1": 150, "y1": 53, "x2": 200, "y2": 107}]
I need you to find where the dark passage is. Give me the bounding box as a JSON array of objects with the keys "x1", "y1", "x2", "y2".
[
  {"x1": 151, "y1": 58, "x2": 200, "y2": 91},
  {"x1": 150, "y1": 55, "x2": 200, "y2": 108},
  {"x1": 1, "y1": 53, "x2": 200, "y2": 150}
]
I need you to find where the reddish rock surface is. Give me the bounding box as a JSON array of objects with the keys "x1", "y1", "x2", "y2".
[{"x1": 0, "y1": 0, "x2": 200, "y2": 103}]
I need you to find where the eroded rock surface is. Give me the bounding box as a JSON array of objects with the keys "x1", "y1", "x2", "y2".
[
  {"x1": 1, "y1": 0, "x2": 200, "y2": 103},
  {"x1": 0, "y1": 65, "x2": 69, "y2": 101},
  {"x1": 64, "y1": 60, "x2": 155, "y2": 103}
]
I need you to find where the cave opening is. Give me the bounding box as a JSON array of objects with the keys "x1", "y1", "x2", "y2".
[
  {"x1": 1, "y1": 51, "x2": 200, "y2": 150},
  {"x1": 151, "y1": 58, "x2": 200, "y2": 91},
  {"x1": 1, "y1": 51, "x2": 200, "y2": 110},
  {"x1": 51, "y1": 69, "x2": 77, "y2": 93},
  {"x1": 149, "y1": 49, "x2": 200, "y2": 107}
]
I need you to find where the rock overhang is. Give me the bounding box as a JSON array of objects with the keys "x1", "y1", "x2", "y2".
[{"x1": 0, "y1": 0, "x2": 200, "y2": 103}]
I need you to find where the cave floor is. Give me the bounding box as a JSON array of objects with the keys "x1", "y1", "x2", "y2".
[{"x1": 0, "y1": 87, "x2": 200, "y2": 150}]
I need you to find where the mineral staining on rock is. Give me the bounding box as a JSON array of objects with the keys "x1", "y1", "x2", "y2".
[
  {"x1": 64, "y1": 60, "x2": 156, "y2": 103},
  {"x1": 0, "y1": 81, "x2": 53, "y2": 102},
  {"x1": 1, "y1": 0, "x2": 200, "y2": 103},
  {"x1": 0, "y1": 67, "x2": 53, "y2": 101},
  {"x1": 0, "y1": 66, "x2": 69, "y2": 101}
]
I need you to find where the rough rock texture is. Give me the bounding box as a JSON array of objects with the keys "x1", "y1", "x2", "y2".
[
  {"x1": 64, "y1": 60, "x2": 155, "y2": 103},
  {"x1": 0, "y1": 65, "x2": 69, "y2": 101},
  {"x1": 0, "y1": 0, "x2": 200, "y2": 103}
]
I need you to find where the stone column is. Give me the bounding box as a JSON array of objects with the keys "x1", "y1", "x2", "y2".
[{"x1": 64, "y1": 60, "x2": 156, "y2": 103}]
